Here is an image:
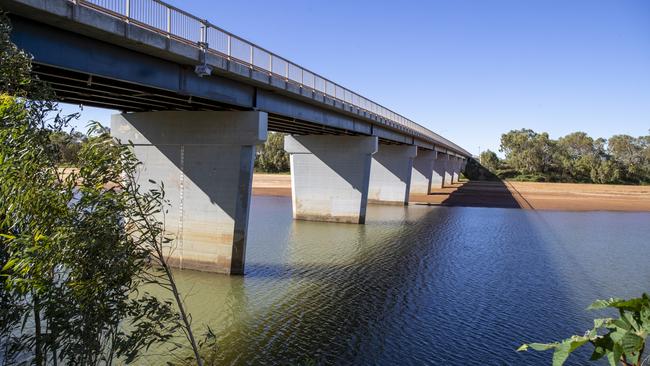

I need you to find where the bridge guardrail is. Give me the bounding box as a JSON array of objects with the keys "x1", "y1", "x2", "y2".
[{"x1": 70, "y1": 0, "x2": 468, "y2": 156}]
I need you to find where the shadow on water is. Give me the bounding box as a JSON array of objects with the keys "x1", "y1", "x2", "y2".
[{"x1": 144, "y1": 195, "x2": 649, "y2": 365}]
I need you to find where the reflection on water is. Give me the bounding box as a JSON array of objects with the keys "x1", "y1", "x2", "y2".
[{"x1": 153, "y1": 196, "x2": 650, "y2": 365}]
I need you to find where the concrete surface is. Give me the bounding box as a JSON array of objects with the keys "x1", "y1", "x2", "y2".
[
  {"x1": 368, "y1": 144, "x2": 417, "y2": 205},
  {"x1": 111, "y1": 111, "x2": 267, "y2": 275},
  {"x1": 410, "y1": 149, "x2": 436, "y2": 195},
  {"x1": 284, "y1": 135, "x2": 378, "y2": 224},
  {"x1": 443, "y1": 154, "x2": 454, "y2": 187},
  {"x1": 431, "y1": 153, "x2": 446, "y2": 189}
]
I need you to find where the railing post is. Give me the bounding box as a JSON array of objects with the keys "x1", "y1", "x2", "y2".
[
  {"x1": 166, "y1": 7, "x2": 171, "y2": 34},
  {"x1": 227, "y1": 35, "x2": 231, "y2": 58},
  {"x1": 200, "y1": 21, "x2": 207, "y2": 44},
  {"x1": 249, "y1": 45, "x2": 253, "y2": 66},
  {"x1": 125, "y1": 0, "x2": 130, "y2": 18}
]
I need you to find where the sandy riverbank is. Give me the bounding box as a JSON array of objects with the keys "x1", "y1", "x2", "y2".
[{"x1": 253, "y1": 174, "x2": 650, "y2": 212}]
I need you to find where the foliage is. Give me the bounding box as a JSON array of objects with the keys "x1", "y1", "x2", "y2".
[
  {"x1": 255, "y1": 132, "x2": 289, "y2": 173},
  {"x1": 480, "y1": 149, "x2": 500, "y2": 172},
  {"x1": 484, "y1": 128, "x2": 650, "y2": 184},
  {"x1": 500, "y1": 129, "x2": 555, "y2": 175},
  {"x1": 518, "y1": 294, "x2": 650, "y2": 366},
  {"x1": 49, "y1": 129, "x2": 86, "y2": 165},
  {"x1": 462, "y1": 157, "x2": 500, "y2": 181},
  {"x1": 0, "y1": 12, "x2": 202, "y2": 365}
]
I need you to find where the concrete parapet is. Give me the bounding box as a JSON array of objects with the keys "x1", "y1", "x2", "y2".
[
  {"x1": 410, "y1": 149, "x2": 436, "y2": 195},
  {"x1": 284, "y1": 135, "x2": 378, "y2": 224},
  {"x1": 112, "y1": 111, "x2": 267, "y2": 275},
  {"x1": 368, "y1": 144, "x2": 417, "y2": 205}
]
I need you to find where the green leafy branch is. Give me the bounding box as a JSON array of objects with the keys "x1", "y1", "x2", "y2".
[{"x1": 518, "y1": 294, "x2": 649, "y2": 366}]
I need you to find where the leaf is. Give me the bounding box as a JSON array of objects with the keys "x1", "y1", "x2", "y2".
[
  {"x1": 2, "y1": 258, "x2": 17, "y2": 272},
  {"x1": 589, "y1": 334, "x2": 613, "y2": 361},
  {"x1": 620, "y1": 332, "x2": 644, "y2": 354},
  {"x1": 518, "y1": 342, "x2": 559, "y2": 352},
  {"x1": 589, "y1": 296, "x2": 648, "y2": 312},
  {"x1": 588, "y1": 298, "x2": 625, "y2": 310},
  {"x1": 555, "y1": 337, "x2": 591, "y2": 366}
]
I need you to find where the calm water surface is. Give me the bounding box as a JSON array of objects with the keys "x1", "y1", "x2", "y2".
[{"x1": 157, "y1": 196, "x2": 650, "y2": 365}]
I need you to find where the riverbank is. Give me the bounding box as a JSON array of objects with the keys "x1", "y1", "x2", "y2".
[{"x1": 253, "y1": 174, "x2": 650, "y2": 212}]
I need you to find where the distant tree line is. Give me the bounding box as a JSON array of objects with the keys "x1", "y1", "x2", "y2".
[
  {"x1": 48, "y1": 129, "x2": 87, "y2": 165},
  {"x1": 479, "y1": 129, "x2": 650, "y2": 184}
]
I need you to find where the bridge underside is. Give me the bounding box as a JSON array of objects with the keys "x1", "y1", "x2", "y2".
[
  {"x1": 3, "y1": 8, "x2": 468, "y2": 275},
  {"x1": 10, "y1": 14, "x2": 414, "y2": 145},
  {"x1": 35, "y1": 63, "x2": 362, "y2": 137}
]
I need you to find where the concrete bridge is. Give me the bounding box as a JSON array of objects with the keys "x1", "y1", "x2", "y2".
[{"x1": 1, "y1": 0, "x2": 471, "y2": 274}]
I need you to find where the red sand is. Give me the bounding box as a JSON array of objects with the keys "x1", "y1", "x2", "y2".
[{"x1": 253, "y1": 174, "x2": 650, "y2": 212}]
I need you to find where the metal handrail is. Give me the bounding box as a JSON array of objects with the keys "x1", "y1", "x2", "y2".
[{"x1": 72, "y1": 0, "x2": 469, "y2": 156}]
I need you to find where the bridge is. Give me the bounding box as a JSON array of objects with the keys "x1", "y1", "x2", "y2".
[{"x1": 1, "y1": 0, "x2": 471, "y2": 274}]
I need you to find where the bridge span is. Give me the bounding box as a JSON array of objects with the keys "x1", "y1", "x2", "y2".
[{"x1": 2, "y1": 0, "x2": 471, "y2": 274}]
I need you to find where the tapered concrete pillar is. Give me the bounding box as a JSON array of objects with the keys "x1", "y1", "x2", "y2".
[
  {"x1": 368, "y1": 144, "x2": 417, "y2": 205},
  {"x1": 457, "y1": 158, "x2": 466, "y2": 181},
  {"x1": 431, "y1": 152, "x2": 446, "y2": 189},
  {"x1": 452, "y1": 157, "x2": 461, "y2": 183},
  {"x1": 112, "y1": 111, "x2": 267, "y2": 275},
  {"x1": 443, "y1": 154, "x2": 454, "y2": 186},
  {"x1": 410, "y1": 149, "x2": 436, "y2": 194},
  {"x1": 284, "y1": 135, "x2": 378, "y2": 224}
]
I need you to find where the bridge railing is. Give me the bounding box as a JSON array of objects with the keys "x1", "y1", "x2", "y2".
[{"x1": 71, "y1": 0, "x2": 467, "y2": 156}]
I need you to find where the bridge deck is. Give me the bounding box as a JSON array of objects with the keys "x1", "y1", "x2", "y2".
[{"x1": 1, "y1": 0, "x2": 470, "y2": 157}]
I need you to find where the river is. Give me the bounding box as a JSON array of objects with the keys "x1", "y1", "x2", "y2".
[{"x1": 155, "y1": 195, "x2": 650, "y2": 365}]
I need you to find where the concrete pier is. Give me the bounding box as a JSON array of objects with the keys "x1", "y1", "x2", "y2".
[
  {"x1": 284, "y1": 135, "x2": 378, "y2": 224},
  {"x1": 452, "y1": 157, "x2": 461, "y2": 183},
  {"x1": 453, "y1": 157, "x2": 464, "y2": 182},
  {"x1": 444, "y1": 154, "x2": 454, "y2": 186},
  {"x1": 410, "y1": 149, "x2": 436, "y2": 195},
  {"x1": 368, "y1": 144, "x2": 417, "y2": 205},
  {"x1": 112, "y1": 111, "x2": 267, "y2": 274},
  {"x1": 431, "y1": 152, "x2": 446, "y2": 189}
]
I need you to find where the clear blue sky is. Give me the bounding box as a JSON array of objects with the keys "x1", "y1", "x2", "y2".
[{"x1": 61, "y1": 0, "x2": 650, "y2": 156}]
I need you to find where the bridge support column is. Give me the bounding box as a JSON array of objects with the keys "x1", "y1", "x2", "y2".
[
  {"x1": 444, "y1": 154, "x2": 454, "y2": 186},
  {"x1": 431, "y1": 152, "x2": 446, "y2": 189},
  {"x1": 284, "y1": 135, "x2": 378, "y2": 224},
  {"x1": 410, "y1": 149, "x2": 436, "y2": 195},
  {"x1": 112, "y1": 111, "x2": 267, "y2": 275},
  {"x1": 452, "y1": 157, "x2": 461, "y2": 183},
  {"x1": 368, "y1": 144, "x2": 417, "y2": 205}
]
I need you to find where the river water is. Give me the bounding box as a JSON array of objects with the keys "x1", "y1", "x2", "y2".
[{"x1": 159, "y1": 195, "x2": 650, "y2": 365}]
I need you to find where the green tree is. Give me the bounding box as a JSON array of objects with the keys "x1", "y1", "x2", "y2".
[
  {"x1": 0, "y1": 12, "x2": 201, "y2": 365},
  {"x1": 591, "y1": 159, "x2": 621, "y2": 184},
  {"x1": 500, "y1": 129, "x2": 555, "y2": 178},
  {"x1": 555, "y1": 132, "x2": 599, "y2": 182},
  {"x1": 255, "y1": 132, "x2": 289, "y2": 173},
  {"x1": 479, "y1": 149, "x2": 500, "y2": 172},
  {"x1": 608, "y1": 134, "x2": 648, "y2": 183},
  {"x1": 49, "y1": 129, "x2": 86, "y2": 165}
]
